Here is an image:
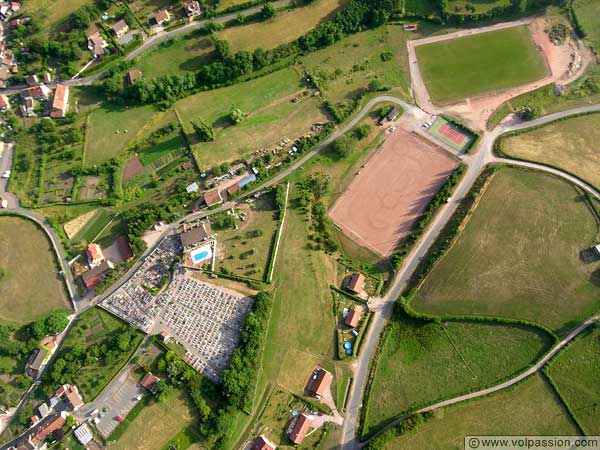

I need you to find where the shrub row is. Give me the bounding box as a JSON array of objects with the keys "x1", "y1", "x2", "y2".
[{"x1": 391, "y1": 163, "x2": 466, "y2": 270}]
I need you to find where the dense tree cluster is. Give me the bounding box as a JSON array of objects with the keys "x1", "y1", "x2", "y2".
[
  {"x1": 43, "y1": 324, "x2": 139, "y2": 392},
  {"x1": 220, "y1": 291, "x2": 272, "y2": 410},
  {"x1": 102, "y1": 0, "x2": 399, "y2": 104}
]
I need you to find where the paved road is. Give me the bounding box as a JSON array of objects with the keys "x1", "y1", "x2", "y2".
[
  {"x1": 340, "y1": 104, "x2": 600, "y2": 449},
  {"x1": 0, "y1": 79, "x2": 597, "y2": 447},
  {"x1": 0, "y1": 0, "x2": 297, "y2": 93}
]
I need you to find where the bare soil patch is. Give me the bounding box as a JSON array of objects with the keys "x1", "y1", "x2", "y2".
[
  {"x1": 329, "y1": 126, "x2": 457, "y2": 256},
  {"x1": 122, "y1": 157, "x2": 145, "y2": 183},
  {"x1": 79, "y1": 176, "x2": 105, "y2": 200},
  {"x1": 63, "y1": 209, "x2": 96, "y2": 239}
]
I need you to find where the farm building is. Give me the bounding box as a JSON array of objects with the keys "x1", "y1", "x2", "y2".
[
  {"x1": 87, "y1": 29, "x2": 108, "y2": 58},
  {"x1": 111, "y1": 20, "x2": 129, "y2": 37},
  {"x1": 140, "y1": 372, "x2": 159, "y2": 394},
  {"x1": 203, "y1": 188, "x2": 223, "y2": 207},
  {"x1": 126, "y1": 69, "x2": 143, "y2": 86},
  {"x1": 21, "y1": 85, "x2": 50, "y2": 100},
  {"x1": 181, "y1": 221, "x2": 213, "y2": 250},
  {"x1": 74, "y1": 424, "x2": 93, "y2": 446},
  {"x1": 345, "y1": 308, "x2": 362, "y2": 328},
  {"x1": 154, "y1": 9, "x2": 170, "y2": 25},
  {"x1": 378, "y1": 107, "x2": 400, "y2": 125},
  {"x1": 251, "y1": 435, "x2": 277, "y2": 450},
  {"x1": 24, "y1": 74, "x2": 38, "y2": 86},
  {"x1": 306, "y1": 366, "x2": 332, "y2": 398},
  {"x1": 345, "y1": 272, "x2": 365, "y2": 296},
  {"x1": 27, "y1": 348, "x2": 49, "y2": 378},
  {"x1": 287, "y1": 413, "x2": 312, "y2": 445},
  {"x1": 186, "y1": 181, "x2": 199, "y2": 193},
  {"x1": 81, "y1": 260, "x2": 113, "y2": 289},
  {"x1": 87, "y1": 243, "x2": 105, "y2": 268},
  {"x1": 29, "y1": 412, "x2": 66, "y2": 447},
  {"x1": 50, "y1": 84, "x2": 69, "y2": 118},
  {"x1": 185, "y1": 0, "x2": 201, "y2": 17}
]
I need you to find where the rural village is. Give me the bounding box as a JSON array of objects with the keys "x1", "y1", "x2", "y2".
[{"x1": 0, "y1": 0, "x2": 598, "y2": 449}]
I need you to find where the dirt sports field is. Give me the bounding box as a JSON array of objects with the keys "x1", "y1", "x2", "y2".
[{"x1": 329, "y1": 127, "x2": 457, "y2": 256}]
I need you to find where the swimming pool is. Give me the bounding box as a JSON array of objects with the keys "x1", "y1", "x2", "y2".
[{"x1": 190, "y1": 243, "x2": 213, "y2": 264}]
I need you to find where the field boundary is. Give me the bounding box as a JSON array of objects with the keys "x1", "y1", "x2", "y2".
[
  {"x1": 266, "y1": 182, "x2": 289, "y2": 283},
  {"x1": 359, "y1": 299, "x2": 560, "y2": 440},
  {"x1": 494, "y1": 111, "x2": 600, "y2": 193},
  {"x1": 0, "y1": 211, "x2": 76, "y2": 305}
]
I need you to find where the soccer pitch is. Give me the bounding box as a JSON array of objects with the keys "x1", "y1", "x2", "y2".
[{"x1": 415, "y1": 25, "x2": 548, "y2": 105}]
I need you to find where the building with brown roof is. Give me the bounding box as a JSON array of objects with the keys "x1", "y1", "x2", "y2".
[
  {"x1": 287, "y1": 413, "x2": 311, "y2": 445},
  {"x1": 226, "y1": 183, "x2": 240, "y2": 197},
  {"x1": 154, "y1": 9, "x2": 170, "y2": 25},
  {"x1": 344, "y1": 308, "x2": 362, "y2": 328},
  {"x1": 184, "y1": 0, "x2": 201, "y2": 17},
  {"x1": 140, "y1": 372, "x2": 159, "y2": 393},
  {"x1": 27, "y1": 348, "x2": 49, "y2": 378},
  {"x1": 65, "y1": 385, "x2": 84, "y2": 411},
  {"x1": 111, "y1": 19, "x2": 129, "y2": 37},
  {"x1": 345, "y1": 272, "x2": 365, "y2": 296},
  {"x1": 81, "y1": 260, "x2": 112, "y2": 290},
  {"x1": 30, "y1": 413, "x2": 66, "y2": 446},
  {"x1": 251, "y1": 435, "x2": 276, "y2": 450},
  {"x1": 203, "y1": 188, "x2": 223, "y2": 207},
  {"x1": 126, "y1": 69, "x2": 142, "y2": 86},
  {"x1": 22, "y1": 85, "x2": 50, "y2": 100},
  {"x1": 50, "y1": 84, "x2": 69, "y2": 119},
  {"x1": 87, "y1": 30, "x2": 108, "y2": 58},
  {"x1": 306, "y1": 366, "x2": 332, "y2": 398},
  {"x1": 181, "y1": 221, "x2": 213, "y2": 250},
  {"x1": 24, "y1": 74, "x2": 38, "y2": 86}
]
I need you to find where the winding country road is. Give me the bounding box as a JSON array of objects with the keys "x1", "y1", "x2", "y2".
[
  {"x1": 340, "y1": 103, "x2": 600, "y2": 450},
  {"x1": 0, "y1": 0, "x2": 297, "y2": 94},
  {"x1": 1, "y1": 85, "x2": 599, "y2": 447}
]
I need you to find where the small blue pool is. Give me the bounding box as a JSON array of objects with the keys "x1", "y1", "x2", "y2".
[
  {"x1": 192, "y1": 251, "x2": 210, "y2": 263},
  {"x1": 344, "y1": 341, "x2": 352, "y2": 355}
]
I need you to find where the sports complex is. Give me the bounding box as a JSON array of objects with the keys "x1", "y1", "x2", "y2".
[{"x1": 329, "y1": 124, "x2": 457, "y2": 256}]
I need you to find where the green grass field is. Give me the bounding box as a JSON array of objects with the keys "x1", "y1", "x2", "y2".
[
  {"x1": 573, "y1": 0, "x2": 600, "y2": 43},
  {"x1": 415, "y1": 25, "x2": 548, "y2": 104},
  {"x1": 447, "y1": 0, "x2": 510, "y2": 14},
  {"x1": 216, "y1": 0, "x2": 346, "y2": 52},
  {"x1": 301, "y1": 24, "x2": 411, "y2": 103},
  {"x1": 138, "y1": 132, "x2": 187, "y2": 166},
  {"x1": 176, "y1": 67, "x2": 327, "y2": 169},
  {"x1": 133, "y1": 35, "x2": 215, "y2": 79},
  {"x1": 502, "y1": 113, "x2": 600, "y2": 188},
  {"x1": 85, "y1": 104, "x2": 160, "y2": 166},
  {"x1": 108, "y1": 389, "x2": 196, "y2": 450},
  {"x1": 72, "y1": 208, "x2": 116, "y2": 243},
  {"x1": 412, "y1": 168, "x2": 600, "y2": 333},
  {"x1": 383, "y1": 374, "x2": 577, "y2": 450},
  {"x1": 20, "y1": 0, "x2": 93, "y2": 30},
  {"x1": 215, "y1": 194, "x2": 279, "y2": 279},
  {"x1": 0, "y1": 216, "x2": 70, "y2": 324},
  {"x1": 363, "y1": 311, "x2": 551, "y2": 435},
  {"x1": 55, "y1": 307, "x2": 143, "y2": 399},
  {"x1": 546, "y1": 327, "x2": 600, "y2": 434}
]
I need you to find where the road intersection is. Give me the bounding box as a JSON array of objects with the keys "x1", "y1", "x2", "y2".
[{"x1": 1, "y1": 85, "x2": 599, "y2": 448}]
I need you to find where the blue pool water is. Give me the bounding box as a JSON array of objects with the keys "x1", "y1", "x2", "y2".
[{"x1": 192, "y1": 251, "x2": 210, "y2": 263}]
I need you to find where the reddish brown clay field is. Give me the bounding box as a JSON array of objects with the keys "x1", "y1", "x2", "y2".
[{"x1": 329, "y1": 127, "x2": 457, "y2": 256}]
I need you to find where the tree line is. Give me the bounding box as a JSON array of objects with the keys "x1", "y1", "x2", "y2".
[{"x1": 101, "y1": 0, "x2": 399, "y2": 105}]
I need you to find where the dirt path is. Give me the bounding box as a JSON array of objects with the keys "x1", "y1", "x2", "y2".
[{"x1": 407, "y1": 18, "x2": 592, "y2": 130}]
